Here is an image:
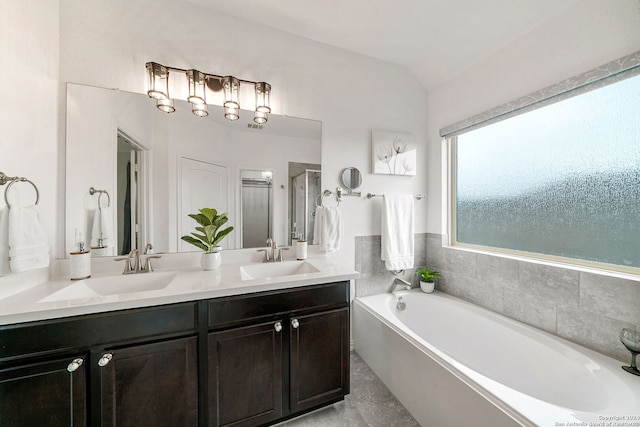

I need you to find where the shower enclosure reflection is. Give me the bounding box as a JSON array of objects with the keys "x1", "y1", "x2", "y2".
[
  {"x1": 289, "y1": 163, "x2": 321, "y2": 245},
  {"x1": 240, "y1": 169, "x2": 273, "y2": 248}
]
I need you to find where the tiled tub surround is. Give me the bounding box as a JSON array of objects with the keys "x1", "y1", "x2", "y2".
[
  {"x1": 354, "y1": 234, "x2": 428, "y2": 297},
  {"x1": 355, "y1": 233, "x2": 639, "y2": 362},
  {"x1": 425, "y1": 233, "x2": 640, "y2": 362}
]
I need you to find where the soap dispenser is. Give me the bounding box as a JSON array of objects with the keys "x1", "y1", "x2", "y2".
[{"x1": 70, "y1": 231, "x2": 91, "y2": 280}]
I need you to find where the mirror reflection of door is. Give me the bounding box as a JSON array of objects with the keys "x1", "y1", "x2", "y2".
[
  {"x1": 179, "y1": 157, "x2": 229, "y2": 252},
  {"x1": 116, "y1": 130, "x2": 146, "y2": 255},
  {"x1": 289, "y1": 165, "x2": 321, "y2": 244},
  {"x1": 240, "y1": 170, "x2": 273, "y2": 248}
]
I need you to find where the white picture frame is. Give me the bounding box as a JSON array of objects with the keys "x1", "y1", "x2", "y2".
[{"x1": 371, "y1": 130, "x2": 416, "y2": 175}]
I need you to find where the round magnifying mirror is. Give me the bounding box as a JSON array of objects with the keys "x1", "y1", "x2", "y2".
[{"x1": 340, "y1": 167, "x2": 362, "y2": 190}]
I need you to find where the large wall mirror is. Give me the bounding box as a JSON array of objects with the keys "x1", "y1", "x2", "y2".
[{"x1": 65, "y1": 83, "x2": 322, "y2": 257}]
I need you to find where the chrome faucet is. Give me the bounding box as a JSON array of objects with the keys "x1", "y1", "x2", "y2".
[
  {"x1": 115, "y1": 246, "x2": 161, "y2": 274},
  {"x1": 257, "y1": 238, "x2": 289, "y2": 262},
  {"x1": 389, "y1": 277, "x2": 412, "y2": 293}
]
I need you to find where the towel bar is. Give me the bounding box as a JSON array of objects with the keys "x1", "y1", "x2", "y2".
[{"x1": 366, "y1": 193, "x2": 425, "y2": 200}]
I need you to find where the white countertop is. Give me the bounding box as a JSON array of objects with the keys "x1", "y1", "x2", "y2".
[{"x1": 0, "y1": 247, "x2": 359, "y2": 326}]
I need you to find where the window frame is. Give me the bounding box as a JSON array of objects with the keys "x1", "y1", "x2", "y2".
[{"x1": 441, "y1": 50, "x2": 640, "y2": 276}]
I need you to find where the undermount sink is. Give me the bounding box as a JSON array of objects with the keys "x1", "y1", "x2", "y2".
[
  {"x1": 39, "y1": 271, "x2": 178, "y2": 303},
  {"x1": 239, "y1": 260, "x2": 320, "y2": 281}
]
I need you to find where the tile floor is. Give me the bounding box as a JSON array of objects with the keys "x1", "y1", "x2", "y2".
[{"x1": 275, "y1": 352, "x2": 420, "y2": 427}]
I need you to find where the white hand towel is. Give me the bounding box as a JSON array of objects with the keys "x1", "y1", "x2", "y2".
[
  {"x1": 312, "y1": 206, "x2": 324, "y2": 246},
  {"x1": 381, "y1": 194, "x2": 414, "y2": 271},
  {"x1": 91, "y1": 206, "x2": 114, "y2": 254},
  {"x1": 0, "y1": 208, "x2": 10, "y2": 276},
  {"x1": 8, "y1": 205, "x2": 49, "y2": 273},
  {"x1": 321, "y1": 206, "x2": 342, "y2": 252}
]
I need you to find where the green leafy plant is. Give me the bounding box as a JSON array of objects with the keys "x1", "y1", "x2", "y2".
[
  {"x1": 416, "y1": 267, "x2": 441, "y2": 283},
  {"x1": 181, "y1": 208, "x2": 234, "y2": 253}
]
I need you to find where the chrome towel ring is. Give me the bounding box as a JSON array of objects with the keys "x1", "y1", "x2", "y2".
[
  {"x1": 0, "y1": 172, "x2": 40, "y2": 208},
  {"x1": 315, "y1": 189, "x2": 340, "y2": 207}
]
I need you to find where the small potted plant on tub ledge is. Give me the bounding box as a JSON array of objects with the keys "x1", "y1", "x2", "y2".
[
  {"x1": 416, "y1": 267, "x2": 441, "y2": 293},
  {"x1": 181, "y1": 208, "x2": 234, "y2": 271}
]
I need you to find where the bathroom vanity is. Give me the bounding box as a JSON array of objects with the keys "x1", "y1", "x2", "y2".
[{"x1": 0, "y1": 250, "x2": 356, "y2": 427}]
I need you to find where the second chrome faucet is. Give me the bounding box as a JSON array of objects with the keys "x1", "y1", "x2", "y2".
[
  {"x1": 115, "y1": 245, "x2": 161, "y2": 274},
  {"x1": 258, "y1": 238, "x2": 289, "y2": 262}
]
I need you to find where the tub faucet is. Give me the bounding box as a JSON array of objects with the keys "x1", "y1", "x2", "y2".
[{"x1": 389, "y1": 277, "x2": 412, "y2": 293}]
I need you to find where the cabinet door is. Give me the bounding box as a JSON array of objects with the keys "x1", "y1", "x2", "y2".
[
  {"x1": 0, "y1": 356, "x2": 86, "y2": 426},
  {"x1": 99, "y1": 336, "x2": 198, "y2": 427},
  {"x1": 208, "y1": 320, "x2": 284, "y2": 427},
  {"x1": 289, "y1": 307, "x2": 349, "y2": 413}
]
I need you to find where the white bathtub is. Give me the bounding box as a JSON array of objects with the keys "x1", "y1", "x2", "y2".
[{"x1": 353, "y1": 290, "x2": 640, "y2": 427}]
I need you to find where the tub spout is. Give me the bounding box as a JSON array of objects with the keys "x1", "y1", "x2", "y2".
[{"x1": 389, "y1": 277, "x2": 411, "y2": 292}]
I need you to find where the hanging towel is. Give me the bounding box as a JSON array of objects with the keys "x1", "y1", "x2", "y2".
[
  {"x1": 0, "y1": 208, "x2": 10, "y2": 276},
  {"x1": 8, "y1": 204, "x2": 49, "y2": 273},
  {"x1": 313, "y1": 206, "x2": 324, "y2": 246},
  {"x1": 381, "y1": 194, "x2": 414, "y2": 271},
  {"x1": 321, "y1": 206, "x2": 342, "y2": 252},
  {"x1": 91, "y1": 205, "x2": 114, "y2": 255}
]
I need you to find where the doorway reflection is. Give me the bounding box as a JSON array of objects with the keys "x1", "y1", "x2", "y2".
[
  {"x1": 289, "y1": 164, "x2": 321, "y2": 245},
  {"x1": 240, "y1": 170, "x2": 273, "y2": 248}
]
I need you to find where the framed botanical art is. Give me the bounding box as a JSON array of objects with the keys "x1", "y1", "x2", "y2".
[{"x1": 371, "y1": 130, "x2": 416, "y2": 175}]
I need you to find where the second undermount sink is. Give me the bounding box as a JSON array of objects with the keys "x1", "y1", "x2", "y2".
[
  {"x1": 39, "y1": 271, "x2": 178, "y2": 303},
  {"x1": 239, "y1": 260, "x2": 320, "y2": 281}
]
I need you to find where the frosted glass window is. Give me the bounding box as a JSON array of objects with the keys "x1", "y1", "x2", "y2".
[{"x1": 455, "y1": 73, "x2": 640, "y2": 269}]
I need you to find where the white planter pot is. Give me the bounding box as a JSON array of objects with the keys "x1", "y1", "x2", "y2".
[
  {"x1": 201, "y1": 251, "x2": 222, "y2": 271},
  {"x1": 419, "y1": 280, "x2": 435, "y2": 293}
]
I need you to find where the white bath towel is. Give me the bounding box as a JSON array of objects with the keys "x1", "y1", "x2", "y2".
[
  {"x1": 381, "y1": 194, "x2": 414, "y2": 271},
  {"x1": 313, "y1": 206, "x2": 324, "y2": 246},
  {"x1": 8, "y1": 204, "x2": 49, "y2": 273},
  {"x1": 0, "y1": 208, "x2": 10, "y2": 276},
  {"x1": 321, "y1": 206, "x2": 342, "y2": 252},
  {"x1": 91, "y1": 206, "x2": 114, "y2": 254}
]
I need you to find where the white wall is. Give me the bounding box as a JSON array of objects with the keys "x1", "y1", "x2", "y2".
[
  {"x1": 57, "y1": 0, "x2": 430, "y2": 266},
  {"x1": 426, "y1": 0, "x2": 640, "y2": 233},
  {"x1": 4, "y1": 0, "x2": 638, "y2": 288},
  {"x1": 0, "y1": 0, "x2": 59, "y2": 290}
]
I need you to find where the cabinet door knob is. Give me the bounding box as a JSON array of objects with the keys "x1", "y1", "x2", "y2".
[
  {"x1": 274, "y1": 322, "x2": 282, "y2": 332},
  {"x1": 67, "y1": 358, "x2": 84, "y2": 373},
  {"x1": 98, "y1": 353, "x2": 113, "y2": 367},
  {"x1": 291, "y1": 319, "x2": 300, "y2": 329}
]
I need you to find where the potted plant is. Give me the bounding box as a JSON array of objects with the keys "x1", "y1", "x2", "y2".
[
  {"x1": 181, "y1": 208, "x2": 234, "y2": 270},
  {"x1": 416, "y1": 267, "x2": 441, "y2": 293}
]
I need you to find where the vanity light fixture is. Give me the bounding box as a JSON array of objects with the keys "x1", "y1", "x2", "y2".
[
  {"x1": 222, "y1": 76, "x2": 240, "y2": 109},
  {"x1": 254, "y1": 82, "x2": 271, "y2": 113},
  {"x1": 146, "y1": 62, "x2": 170, "y2": 100},
  {"x1": 186, "y1": 69, "x2": 206, "y2": 105},
  {"x1": 156, "y1": 97, "x2": 175, "y2": 113},
  {"x1": 145, "y1": 62, "x2": 272, "y2": 123},
  {"x1": 192, "y1": 103, "x2": 208, "y2": 117},
  {"x1": 224, "y1": 106, "x2": 240, "y2": 121}
]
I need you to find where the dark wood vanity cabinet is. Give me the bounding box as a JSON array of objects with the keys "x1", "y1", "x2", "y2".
[
  {"x1": 289, "y1": 307, "x2": 349, "y2": 413},
  {"x1": 208, "y1": 321, "x2": 284, "y2": 427},
  {"x1": 0, "y1": 280, "x2": 349, "y2": 427},
  {"x1": 0, "y1": 302, "x2": 198, "y2": 427},
  {"x1": 207, "y1": 281, "x2": 350, "y2": 427},
  {"x1": 99, "y1": 336, "x2": 198, "y2": 426},
  {"x1": 0, "y1": 355, "x2": 87, "y2": 426}
]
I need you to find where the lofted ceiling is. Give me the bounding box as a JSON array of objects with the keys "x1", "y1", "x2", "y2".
[{"x1": 182, "y1": 0, "x2": 581, "y2": 90}]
